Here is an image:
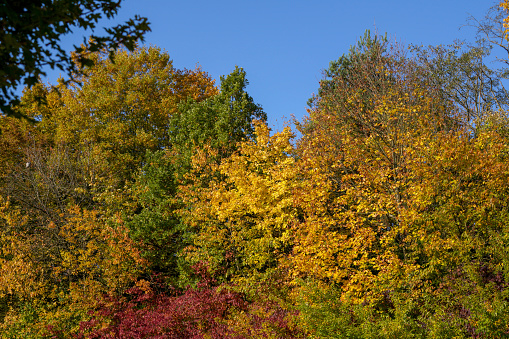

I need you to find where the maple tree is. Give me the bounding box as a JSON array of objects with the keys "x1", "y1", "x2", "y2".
[{"x1": 78, "y1": 263, "x2": 302, "y2": 338}]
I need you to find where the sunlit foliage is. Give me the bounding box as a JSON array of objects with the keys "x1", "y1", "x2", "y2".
[{"x1": 2, "y1": 3, "x2": 509, "y2": 337}]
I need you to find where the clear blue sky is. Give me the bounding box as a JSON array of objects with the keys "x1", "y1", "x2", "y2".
[{"x1": 49, "y1": 0, "x2": 500, "y2": 132}]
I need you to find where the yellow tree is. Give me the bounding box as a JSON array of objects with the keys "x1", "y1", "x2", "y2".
[
  {"x1": 290, "y1": 32, "x2": 471, "y2": 337},
  {"x1": 180, "y1": 120, "x2": 298, "y2": 296},
  {"x1": 16, "y1": 46, "x2": 218, "y2": 194},
  {"x1": 294, "y1": 31, "x2": 453, "y2": 295},
  {"x1": 395, "y1": 123, "x2": 509, "y2": 337},
  {"x1": 293, "y1": 31, "x2": 509, "y2": 337}
]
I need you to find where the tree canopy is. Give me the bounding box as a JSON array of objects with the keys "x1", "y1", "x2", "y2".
[{"x1": 3, "y1": 1, "x2": 509, "y2": 338}]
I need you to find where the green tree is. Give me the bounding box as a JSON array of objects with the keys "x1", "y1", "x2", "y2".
[
  {"x1": 127, "y1": 67, "x2": 266, "y2": 285},
  {"x1": 0, "y1": 0, "x2": 151, "y2": 118},
  {"x1": 170, "y1": 66, "x2": 266, "y2": 163}
]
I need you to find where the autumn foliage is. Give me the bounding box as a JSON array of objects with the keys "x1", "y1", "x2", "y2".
[{"x1": 3, "y1": 3, "x2": 509, "y2": 338}]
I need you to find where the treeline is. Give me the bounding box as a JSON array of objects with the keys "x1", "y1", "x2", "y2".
[{"x1": 2, "y1": 3, "x2": 509, "y2": 338}]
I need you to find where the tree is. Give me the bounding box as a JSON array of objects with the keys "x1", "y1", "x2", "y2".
[
  {"x1": 180, "y1": 121, "x2": 297, "y2": 293},
  {"x1": 409, "y1": 3, "x2": 509, "y2": 129},
  {"x1": 169, "y1": 66, "x2": 266, "y2": 163},
  {"x1": 0, "y1": 202, "x2": 145, "y2": 337},
  {"x1": 474, "y1": 2, "x2": 509, "y2": 67},
  {"x1": 292, "y1": 28, "x2": 509, "y2": 337},
  {"x1": 411, "y1": 41, "x2": 509, "y2": 126},
  {"x1": 0, "y1": 0, "x2": 151, "y2": 118},
  {"x1": 126, "y1": 67, "x2": 266, "y2": 284},
  {"x1": 0, "y1": 46, "x2": 221, "y2": 334},
  {"x1": 78, "y1": 263, "x2": 303, "y2": 338},
  {"x1": 14, "y1": 46, "x2": 218, "y2": 193}
]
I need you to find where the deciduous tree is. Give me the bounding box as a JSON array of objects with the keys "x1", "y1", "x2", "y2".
[{"x1": 181, "y1": 121, "x2": 297, "y2": 294}]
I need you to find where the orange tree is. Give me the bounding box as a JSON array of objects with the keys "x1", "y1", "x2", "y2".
[
  {"x1": 0, "y1": 201, "x2": 145, "y2": 337},
  {"x1": 290, "y1": 29, "x2": 509, "y2": 338}
]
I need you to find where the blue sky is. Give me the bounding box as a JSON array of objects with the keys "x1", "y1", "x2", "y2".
[{"x1": 49, "y1": 0, "x2": 500, "y2": 132}]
